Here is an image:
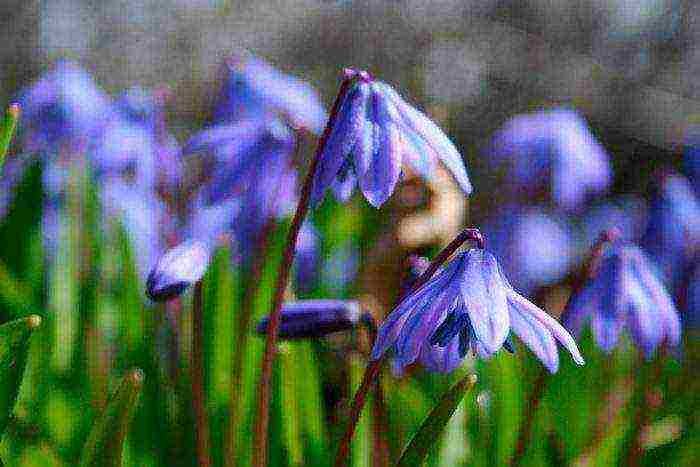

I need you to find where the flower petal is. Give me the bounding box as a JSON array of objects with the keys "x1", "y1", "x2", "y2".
[
  {"x1": 507, "y1": 297, "x2": 559, "y2": 372},
  {"x1": 459, "y1": 250, "x2": 509, "y2": 354},
  {"x1": 357, "y1": 91, "x2": 402, "y2": 207},
  {"x1": 311, "y1": 82, "x2": 370, "y2": 204},
  {"x1": 376, "y1": 82, "x2": 472, "y2": 195},
  {"x1": 509, "y1": 291, "x2": 584, "y2": 366}
]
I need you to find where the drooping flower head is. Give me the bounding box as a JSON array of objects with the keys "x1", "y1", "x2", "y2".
[
  {"x1": 213, "y1": 52, "x2": 327, "y2": 133},
  {"x1": 146, "y1": 240, "x2": 211, "y2": 302},
  {"x1": 564, "y1": 238, "x2": 682, "y2": 358},
  {"x1": 372, "y1": 232, "x2": 584, "y2": 374},
  {"x1": 293, "y1": 222, "x2": 321, "y2": 295},
  {"x1": 256, "y1": 300, "x2": 362, "y2": 340},
  {"x1": 488, "y1": 109, "x2": 612, "y2": 211},
  {"x1": 311, "y1": 68, "x2": 472, "y2": 208},
  {"x1": 642, "y1": 172, "x2": 700, "y2": 290}
]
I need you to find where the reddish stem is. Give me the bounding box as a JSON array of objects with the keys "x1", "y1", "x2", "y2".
[
  {"x1": 334, "y1": 228, "x2": 483, "y2": 467},
  {"x1": 252, "y1": 74, "x2": 355, "y2": 467},
  {"x1": 192, "y1": 281, "x2": 212, "y2": 467}
]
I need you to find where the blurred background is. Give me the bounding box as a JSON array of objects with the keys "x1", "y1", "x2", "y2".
[{"x1": 0, "y1": 1, "x2": 697, "y2": 466}]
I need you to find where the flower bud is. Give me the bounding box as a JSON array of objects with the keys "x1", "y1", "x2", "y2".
[{"x1": 146, "y1": 241, "x2": 210, "y2": 302}]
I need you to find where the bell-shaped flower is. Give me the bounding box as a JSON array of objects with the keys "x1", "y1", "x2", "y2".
[
  {"x1": 488, "y1": 109, "x2": 612, "y2": 211},
  {"x1": 564, "y1": 241, "x2": 682, "y2": 358},
  {"x1": 146, "y1": 240, "x2": 211, "y2": 302},
  {"x1": 371, "y1": 248, "x2": 584, "y2": 374},
  {"x1": 311, "y1": 69, "x2": 472, "y2": 208},
  {"x1": 256, "y1": 300, "x2": 361, "y2": 339},
  {"x1": 213, "y1": 52, "x2": 327, "y2": 133}
]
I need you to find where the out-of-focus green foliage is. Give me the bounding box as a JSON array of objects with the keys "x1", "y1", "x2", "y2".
[{"x1": 0, "y1": 104, "x2": 18, "y2": 171}]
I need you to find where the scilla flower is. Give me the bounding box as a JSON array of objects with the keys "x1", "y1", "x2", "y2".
[
  {"x1": 146, "y1": 241, "x2": 211, "y2": 302},
  {"x1": 311, "y1": 69, "x2": 472, "y2": 208},
  {"x1": 564, "y1": 240, "x2": 682, "y2": 358},
  {"x1": 371, "y1": 245, "x2": 584, "y2": 374},
  {"x1": 256, "y1": 300, "x2": 362, "y2": 340}
]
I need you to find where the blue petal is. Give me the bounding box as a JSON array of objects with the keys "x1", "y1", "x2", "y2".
[
  {"x1": 311, "y1": 83, "x2": 370, "y2": 204},
  {"x1": 375, "y1": 82, "x2": 472, "y2": 195}
]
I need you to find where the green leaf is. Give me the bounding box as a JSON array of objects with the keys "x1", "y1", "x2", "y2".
[
  {"x1": 397, "y1": 374, "x2": 478, "y2": 467},
  {"x1": 0, "y1": 314, "x2": 41, "y2": 437},
  {"x1": 79, "y1": 369, "x2": 144, "y2": 467},
  {"x1": 0, "y1": 104, "x2": 19, "y2": 171}
]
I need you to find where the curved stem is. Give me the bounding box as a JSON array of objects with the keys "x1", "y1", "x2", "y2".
[
  {"x1": 192, "y1": 281, "x2": 212, "y2": 467},
  {"x1": 334, "y1": 228, "x2": 483, "y2": 467},
  {"x1": 252, "y1": 75, "x2": 355, "y2": 467}
]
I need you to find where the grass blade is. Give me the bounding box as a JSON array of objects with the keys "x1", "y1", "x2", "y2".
[
  {"x1": 0, "y1": 104, "x2": 19, "y2": 171},
  {"x1": 79, "y1": 369, "x2": 144, "y2": 467},
  {"x1": 397, "y1": 374, "x2": 478, "y2": 467},
  {"x1": 0, "y1": 314, "x2": 41, "y2": 437}
]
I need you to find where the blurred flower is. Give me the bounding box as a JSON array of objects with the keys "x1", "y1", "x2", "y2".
[
  {"x1": 684, "y1": 125, "x2": 700, "y2": 192},
  {"x1": 482, "y1": 206, "x2": 574, "y2": 294},
  {"x1": 256, "y1": 299, "x2": 361, "y2": 339},
  {"x1": 642, "y1": 173, "x2": 700, "y2": 289},
  {"x1": 186, "y1": 117, "x2": 296, "y2": 206},
  {"x1": 372, "y1": 247, "x2": 583, "y2": 374},
  {"x1": 488, "y1": 109, "x2": 612, "y2": 211},
  {"x1": 18, "y1": 60, "x2": 116, "y2": 153},
  {"x1": 581, "y1": 196, "x2": 649, "y2": 248},
  {"x1": 565, "y1": 241, "x2": 682, "y2": 358},
  {"x1": 687, "y1": 261, "x2": 700, "y2": 328},
  {"x1": 293, "y1": 222, "x2": 320, "y2": 295},
  {"x1": 311, "y1": 69, "x2": 472, "y2": 208},
  {"x1": 214, "y1": 52, "x2": 327, "y2": 133},
  {"x1": 146, "y1": 240, "x2": 211, "y2": 302}
]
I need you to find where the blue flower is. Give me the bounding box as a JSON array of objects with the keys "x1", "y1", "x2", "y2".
[
  {"x1": 256, "y1": 299, "x2": 361, "y2": 339},
  {"x1": 482, "y1": 206, "x2": 574, "y2": 294},
  {"x1": 214, "y1": 52, "x2": 327, "y2": 133},
  {"x1": 186, "y1": 117, "x2": 296, "y2": 206},
  {"x1": 564, "y1": 241, "x2": 682, "y2": 358},
  {"x1": 642, "y1": 172, "x2": 700, "y2": 290},
  {"x1": 18, "y1": 61, "x2": 116, "y2": 153},
  {"x1": 488, "y1": 109, "x2": 612, "y2": 211},
  {"x1": 146, "y1": 240, "x2": 211, "y2": 302},
  {"x1": 372, "y1": 248, "x2": 584, "y2": 374},
  {"x1": 311, "y1": 69, "x2": 472, "y2": 208}
]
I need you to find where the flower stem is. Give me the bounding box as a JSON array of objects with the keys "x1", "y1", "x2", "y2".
[
  {"x1": 224, "y1": 221, "x2": 274, "y2": 467},
  {"x1": 510, "y1": 228, "x2": 619, "y2": 466},
  {"x1": 252, "y1": 73, "x2": 355, "y2": 467},
  {"x1": 334, "y1": 228, "x2": 483, "y2": 467},
  {"x1": 192, "y1": 280, "x2": 212, "y2": 467}
]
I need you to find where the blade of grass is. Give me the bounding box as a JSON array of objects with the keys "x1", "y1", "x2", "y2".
[
  {"x1": 397, "y1": 374, "x2": 478, "y2": 467},
  {"x1": 0, "y1": 104, "x2": 19, "y2": 171}
]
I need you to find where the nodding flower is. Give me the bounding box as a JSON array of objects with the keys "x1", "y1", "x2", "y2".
[
  {"x1": 146, "y1": 241, "x2": 211, "y2": 302},
  {"x1": 564, "y1": 238, "x2": 682, "y2": 359},
  {"x1": 311, "y1": 68, "x2": 472, "y2": 208},
  {"x1": 214, "y1": 52, "x2": 327, "y2": 133},
  {"x1": 488, "y1": 108, "x2": 612, "y2": 211},
  {"x1": 372, "y1": 234, "x2": 583, "y2": 374},
  {"x1": 256, "y1": 300, "x2": 362, "y2": 340}
]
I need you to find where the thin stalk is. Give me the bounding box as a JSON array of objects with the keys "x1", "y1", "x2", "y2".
[
  {"x1": 509, "y1": 229, "x2": 618, "y2": 466},
  {"x1": 334, "y1": 228, "x2": 484, "y2": 467},
  {"x1": 362, "y1": 315, "x2": 391, "y2": 467},
  {"x1": 224, "y1": 221, "x2": 274, "y2": 467},
  {"x1": 192, "y1": 281, "x2": 212, "y2": 467},
  {"x1": 252, "y1": 74, "x2": 355, "y2": 467}
]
